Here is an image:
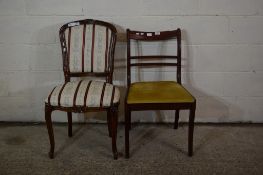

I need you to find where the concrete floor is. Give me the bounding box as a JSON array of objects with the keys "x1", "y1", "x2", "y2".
[{"x1": 0, "y1": 123, "x2": 262, "y2": 175}]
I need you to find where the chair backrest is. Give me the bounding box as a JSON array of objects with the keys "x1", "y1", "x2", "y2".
[
  {"x1": 59, "y1": 19, "x2": 117, "y2": 83},
  {"x1": 126, "y1": 29, "x2": 181, "y2": 86}
]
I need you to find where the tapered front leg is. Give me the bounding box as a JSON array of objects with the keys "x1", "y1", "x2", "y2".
[
  {"x1": 125, "y1": 106, "x2": 130, "y2": 158},
  {"x1": 174, "y1": 110, "x2": 180, "y2": 129},
  {"x1": 45, "y1": 104, "x2": 54, "y2": 159},
  {"x1": 188, "y1": 107, "x2": 196, "y2": 157},
  {"x1": 67, "y1": 112, "x2": 72, "y2": 137},
  {"x1": 110, "y1": 107, "x2": 118, "y2": 159}
]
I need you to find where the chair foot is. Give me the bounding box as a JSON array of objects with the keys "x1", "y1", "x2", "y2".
[
  {"x1": 113, "y1": 152, "x2": 118, "y2": 160},
  {"x1": 188, "y1": 151, "x2": 193, "y2": 157},
  {"x1": 49, "y1": 151, "x2": 54, "y2": 159},
  {"x1": 125, "y1": 153, "x2": 130, "y2": 159}
]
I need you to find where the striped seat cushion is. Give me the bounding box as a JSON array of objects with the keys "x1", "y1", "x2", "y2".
[{"x1": 45, "y1": 80, "x2": 120, "y2": 108}]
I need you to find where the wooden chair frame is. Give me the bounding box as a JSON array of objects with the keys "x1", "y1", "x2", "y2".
[
  {"x1": 45, "y1": 19, "x2": 119, "y2": 159},
  {"x1": 125, "y1": 28, "x2": 196, "y2": 158}
]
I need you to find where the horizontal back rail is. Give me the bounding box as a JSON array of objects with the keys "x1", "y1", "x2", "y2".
[
  {"x1": 128, "y1": 30, "x2": 179, "y2": 41},
  {"x1": 60, "y1": 19, "x2": 117, "y2": 34},
  {"x1": 130, "y1": 55, "x2": 178, "y2": 59},
  {"x1": 69, "y1": 72, "x2": 109, "y2": 77},
  {"x1": 130, "y1": 63, "x2": 178, "y2": 67}
]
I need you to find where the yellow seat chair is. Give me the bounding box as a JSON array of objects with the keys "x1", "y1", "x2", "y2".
[{"x1": 125, "y1": 29, "x2": 196, "y2": 158}]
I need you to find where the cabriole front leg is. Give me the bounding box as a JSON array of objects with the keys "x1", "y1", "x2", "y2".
[{"x1": 45, "y1": 104, "x2": 54, "y2": 159}]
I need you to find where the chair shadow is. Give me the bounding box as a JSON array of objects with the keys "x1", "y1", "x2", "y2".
[
  {"x1": 55, "y1": 124, "x2": 88, "y2": 157},
  {"x1": 193, "y1": 126, "x2": 227, "y2": 154},
  {"x1": 129, "y1": 126, "x2": 161, "y2": 157},
  {"x1": 54, "y1": 123, "x2": 115, "y2": 158},
  {"x1": 158, "y1": 140, "x2": 188, "y2": 156}
]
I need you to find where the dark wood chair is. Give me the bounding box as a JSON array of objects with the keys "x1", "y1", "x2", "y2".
[
  {"x1": 125, "y1": 29, "x2": 196, "y2": 158},
  {"x1": 45, "y1": 19, "x2": 120, "y2": 159}
]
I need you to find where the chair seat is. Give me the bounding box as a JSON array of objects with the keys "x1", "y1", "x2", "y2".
[
  {"x1": 127, "y1": 81, "x2": 194, "y2": 104},
  {"x1": 45, "y1": 80, "x2": 120, "y2": 108}
]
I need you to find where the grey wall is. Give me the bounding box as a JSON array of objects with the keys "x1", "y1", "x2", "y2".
[{"x1": 0, "y1": 0, "x2": 262, "y2": 123}]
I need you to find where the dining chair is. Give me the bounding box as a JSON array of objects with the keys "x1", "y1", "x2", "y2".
[
  {"x1": 125, "y1": 28, "x2": 196, "y2": 158},
  {"x1": 45, "y1": 19, "x2": 120, "y2": 159}
]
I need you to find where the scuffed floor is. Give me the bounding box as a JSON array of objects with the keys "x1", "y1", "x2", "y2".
[{"x1": 0, "y1": 123, "x2": 262, "y2": 175}]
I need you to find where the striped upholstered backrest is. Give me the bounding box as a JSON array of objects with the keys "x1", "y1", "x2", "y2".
[{"x1": 60, "y1": 19, "x2": 117, "y2": 75}]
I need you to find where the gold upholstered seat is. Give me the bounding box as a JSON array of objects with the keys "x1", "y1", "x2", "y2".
[{"x1": 127, "y1": 81, "x2": 194, "y2": 104}]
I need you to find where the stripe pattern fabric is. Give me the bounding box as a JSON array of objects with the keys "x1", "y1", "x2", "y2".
[
  {"x1": 65, "y1": 23, "x2": 112, "y2": 73},
  {"x1": 46, "y1": 80, "x2": 120, "y2": 108}
]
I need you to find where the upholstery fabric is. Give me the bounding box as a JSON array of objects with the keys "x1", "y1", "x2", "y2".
[
  {"x1": 65, "y1": 24, "x2": 112, "y2": 73},
  {"x1": 127, "y1": 81, "x2": 194, "y2": 104},
  {"x1": 45, "y1": 80, "x2": 120, "y2": 108}
]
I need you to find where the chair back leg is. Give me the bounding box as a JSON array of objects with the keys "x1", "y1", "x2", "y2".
[
  {"x1": 107, "y1": 110, "x2": 112, "y2": 137},
  {"x1": 110, "y1": 107, "x2": 118, "y2": 159},
  {"x1": 67, "y1": 112, "x2": 72, "y2": 137}
]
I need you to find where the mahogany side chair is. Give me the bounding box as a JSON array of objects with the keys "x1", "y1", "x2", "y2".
[
  {"x1": 125, "y1": 29, "x2": 196, "y2": 158},
  {"x1": 45, "y1": 19, "x2": 120, "y2": 159}
]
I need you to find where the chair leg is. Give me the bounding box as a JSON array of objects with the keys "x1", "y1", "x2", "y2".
[
  {"x1": 107, "y1": 109, "x2": 112, "y2": 137},
  {"x1": 110, "y1": 107, "x2": 118, "y2": 159},
  {"x1": 67, "y1": 112, "x2": 72, "y2": 137},
  {"x1": 45, "y1": 104, "x2": 54, "y2": 159},
  {"x1": 128, "y1": 110, "x2": 131, "y2": 130},
  {"x1": 125, "y1": 106, "x2": 130, "y2": 158},
  {"x1": 174, "y1": 110, "x2": 180, "y2": 129},
  {"x1": 188, "y1": 107, "x2": 196, "y2": 157}
]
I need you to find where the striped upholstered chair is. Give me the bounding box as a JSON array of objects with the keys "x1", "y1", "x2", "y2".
[{"x1": 45, "y1": 19, "x2": 120, "y2": 159}]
